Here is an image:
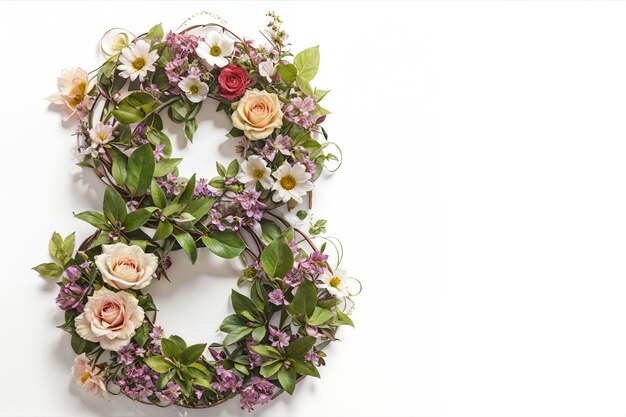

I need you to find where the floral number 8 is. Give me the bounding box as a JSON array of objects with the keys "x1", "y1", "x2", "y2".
[{"x1": 35, "y1": 13, "x2": 359, "y2": 412}]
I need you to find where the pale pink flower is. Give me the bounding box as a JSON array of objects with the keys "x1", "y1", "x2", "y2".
[{"x1": 71, "y1": 353, "x2": 108, "y2": 398}]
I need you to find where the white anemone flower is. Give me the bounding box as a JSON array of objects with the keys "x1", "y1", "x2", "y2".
[
  {"x1": 237, "y1": 155, "x2": 274, "y2": 189},
  {"x1": 271, "y1": 161, "x2": 314, "y2": 203},
  {"x1": 196, "y1": 31, "x2": 234, "y2": 68},
  {"x1": 118, "y1": 40, "x2": 159, "y2": 81},
  {"x1": 258, "y1": 60, "x2": 277, "y2": 82},
  {"x1": 178, "y1": 76, "x2": 209, "y2": 103},
  {"x1": 88, "y1": 122, "x2": 113, "y2": 145},
  {"x1": 318, "y1": 268, "x2": 351, "y2": 298}
]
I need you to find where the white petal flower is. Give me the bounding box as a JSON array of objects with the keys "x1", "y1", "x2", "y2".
[
  {"x1": 71, "y1": 354, "x2": 108, "y2": 398},
  {"x1": 318, "y1": 268, "x2": 350, "y2": 298},
  {"x1": 196, "y1": 31, "x2": 234, "y2": 68},
  {"x1": 284, "y1": 209, "x2": 311, "y2": 228},
  {"x1": 117, "y1": 40, "x2": 159, "y2": 82},
  {"x1": 178, "y1": 75, "x2": 209, "y2": 103},
  {"x1": 237, "y1": 155, "x2": 274, "y2": 189},
  {"x1": 271, "y1": 161, "x2": 314, "y2": 203},
  {"x1": 88, "y1": 122, "x2": 113, "y2": 145},
  {"x1": 258, "y1": 60, "x2": 277, "y2": 82}
]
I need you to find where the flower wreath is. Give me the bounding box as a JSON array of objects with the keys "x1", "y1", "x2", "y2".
[{"x1": 34, "y1": 13, "x2": 360, "y2": 412}]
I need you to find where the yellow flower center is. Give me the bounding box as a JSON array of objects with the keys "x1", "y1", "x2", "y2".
[
  {"x1": 210, "y1": 45, "x2": 222, "y2": 57},
  {"x1": 280, "y1": 175, "x2": 296, "y2": 190},
  {"x1": 80, "y1": 372, "x2": 90, "y2": 384},
  {"x1": 131, "y1": 57, "x2": 146, "y2": 70},
  {"x1": 189, "y1": 84, "x2": 199, "y2": 94},
  {"x1": 97, "y1": 131, "x2": 108, "y2": 141},
  {"x1": 329, "y1": 276, "x2": 341, "y2": 288},
  {"x1": 252, "y1": 168, "x2": 265, "y2": 180}
]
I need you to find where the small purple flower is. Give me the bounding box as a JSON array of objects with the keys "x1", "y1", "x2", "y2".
[
  {"x1": 55, "y1": 282, "x2": 87, "y2": 311},
  {"x1": 305, "y1": 346, "x2": 324, "y2": 367},
  {"x1": 193, "y1": 178, "x2": 218, "y2": 198},
  {"x1": 153, "y1": 144, "x2": 165, "y2": 162},
  {"x1": 268, "y1": 326, "x2": 290, "y2": 348},
  {"x1": 65, "y1": 265, "x2": 81, "y2": 282},
  {"x1": 239, "y1": 376, "x2": 274, "y2": 412},
  {"x1": 156, "y1": 380, "x2": 181, "y2": 402},
  {"x1": 268, "y1": 289, "x2": 286, "y2": 306},
  {"x1": 149, "y1": 325, "x2": 164, "y2": 342},
  {"x1": 212, "y1": 365, "x2": 242, "y2": 393},
  {"x1": 284, "y1": 96, "x2": 317, "y2": 129},
  {"x1": 256, "y1": 140, "x2": 277, "y2": 161},
  {"x1": 273, "y1": 134, "x2": 293, "y2": 155}
]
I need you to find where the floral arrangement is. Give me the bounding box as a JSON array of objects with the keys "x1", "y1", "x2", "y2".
[{"x1": 35, "y1": 13, "x2": 359, "y2": 412}]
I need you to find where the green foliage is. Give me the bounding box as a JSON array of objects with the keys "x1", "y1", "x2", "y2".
[
  {"x1": 260, "y1": 237, "x2": 294, "y2": 278},
  {"x1": 294, "y1": 46, "x2": 320, "y2": 82},
  {"x1": 127, "y1": 144, "x2": 156, "y2": 195},
  {"x1": 103, "y1": 186, "x2": 127, "y2": 223},
  {"x1": 201, "y1": 230, "x2": 245, "y2": 259}
]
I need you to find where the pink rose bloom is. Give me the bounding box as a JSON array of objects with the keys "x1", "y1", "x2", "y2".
[
  {"x1": 75, "y1": 288, "x2": 144, "y2": 351},
  {"x1": 71, "y1": 353, "x2": 108, "y2": 398}
]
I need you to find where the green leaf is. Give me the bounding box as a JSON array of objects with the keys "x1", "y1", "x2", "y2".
[
  {"x1": 184, "y1": 197, "x2": 216, "y2": 221},
  {"x1": 260, "y1": 219, "x2": 282, "y2": 244},
  {"x1": 63, "y1": 233, "x2": 75, "y2": 258},
  {"x1": 156, "y1": 368, "x2": 175, "y2": 389},
  {"x1": 334, "y1": 308, "x2": 355, "y2": 327},
  {"x1": 188, "y1": 362, "x2": 211, "y2": 377},
  {"x1": 161, "y1": 338, "x2": 183, "y2": 359},
  {"x1": 75, "y1": 211, "x2": 110, "y2": 229},
  {"x1": 150, "y1": 180, "x2": 167, "y2": 209},
  {"x1": 290, "y1": 278, "x2": 317, "y2": 317},
  {"x1": 71, "y1": 333, "x2": 98, "y2": 355},
  {"x1": 231, "y1": 290, "x2": 260, "y2": 320},
  {"x1": 147, "y1": 22, "x2": 164, "y2": 43},
  {"x1": 226, "y1": 159, "x2": 239, "y2": 177},
  {"x1": 291, "y1": 359, "x2": 320, "y2": 378},
  {"x1": 170, "y1": 335, "x2": 187, "y2": 350},
  {"x1": 201, "y1": 230, "x2": 245, "y2": 259},
  {"x1": 48, "y1": 232, "x2": 64, "y2": 261},
  {"x1": 119, "y1": 91, "x2": 158, "y2": 114},
  {"x1": 223, "y1": 326, "x2": 253, "y2": 346},
  {"x1": 153, "y1": 220, "x2": 173, "y2": 240},
  {"x1": 103, "y1": 186, "x2": 127, "y2": 223},
  {"x1": 180, "y1": 343, "x2": 207, "y2": 365},
  {"x1": 154, "y1": 158, "x2": 182, "y2": 177},
  {"x1": 260, "y1": 238, "x2": 294, "y2": 278},
  {"x1": 144, "y1": 356, "x2": 173, "y2": 373},
  {"x1": 134, "y1": 324, "x2": 149, "y2": 347},
  {"x1": 278, "y1": 367, "x2": 296, "y2": 395},
  {"x1": 32, "y1": 262, "x2": 63, "y2": 278},
  {"x1": 260, "y1": 360, "x2": 283, "y2": 378},
  {"x1": 296, "y1": 75, "x2": 314, "y2": 97},
  {"x1": 192, "y1": 377, "x2": 215, "y2": 390},
  {"x1": 250, "y1": 345, "x2": 282, "y2": 359},
  {"x1": 184, "y1": 118, "x2": 198, "y2": 141},
  {"x1": 108, "y1": 146, "x2": 128, "y2": 186},
  {"x1": 173, "y1": 174, "x2": 195, "y2": 205},
  {"x1": 127, "y1": 144, "x2": 156, "y2": 196},
  {"x1": 294, "y1": 45, "x2": 320, "y2": 82},
  {"x1": 285, "y1": 336, "x2": 316, "y2": 359},
  {"x1": 252, "y1": 325, "x2": 267, "y2": 343},
  {"x1": 173, "y1": 230, "x2": 197, "y2": 263},
  {"x1": 277, "y1": 62, "x2": 297, "y2": 83},
  {"x1": 123, "y1": 208, "x2": 152, "y2": 232},
  {"x1": 111, "y1": 105, "x2": 144, "y2": 123},
  {"x1": 220, "y1": 314, "x2": 245, "y2": 333},
  {"x1": 307, "y1": 306, "x2": 334, "y2": 326}
]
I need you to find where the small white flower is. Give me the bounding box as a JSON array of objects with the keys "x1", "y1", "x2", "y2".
[
  {"x1": 238, "y1": 155, "x2": 274, "y2": 189},
  {"x1": 196, "y1": 31, "x2": 234, "y2": 68},
  {"x1": 178, "y1": 75, "x2": 209, "y2": 103},
  {"x1": 117, "y1": 40, "x2": 159, "y2": 81},
  {"x1": 258, "y1": 60, "x2": 277, "y2": 82},
  {"x1": 271, "y1": 161, "x2": 314, "y2": 203},
  {"x1": 284, "y1": 209, "x2": 311, "y2": 228},
  {"x1": 318, "y1": 268, "x2": 350, "y2": 298},
  {"x1": 88, "y1": 122, "x2": 113, "y2": 145}
]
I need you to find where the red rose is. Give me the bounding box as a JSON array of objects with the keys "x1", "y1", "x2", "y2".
[{"x1": 218, "y1": 65, "x2": 250, "y2": 100}]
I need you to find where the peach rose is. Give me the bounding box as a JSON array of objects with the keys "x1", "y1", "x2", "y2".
[
  {"x1": 71, "y1": 353, "x2": 108, "y2": 398},
  {"x1": 75, "y1": 288, "x2": 144, "y2": 351},
  {"x1": 47, "y1": 67, "x2": 93, "y2": 121},
  {"x1": 231, "y1": 89, "x2": 283, "y2": 139},
  {"x1": 95, "y1": 243, "x2": 158, "y2": 290}
]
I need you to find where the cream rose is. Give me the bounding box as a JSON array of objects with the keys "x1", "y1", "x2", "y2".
[
  {"x1": 75, "y1": 288, "x2": 144, "y2": 351},
  {"x1": 95, "y1": 243, "x2": 158, "y2": 290},
  {"x1": 231, "y1": 89, "x2": 283, "y2": 139}
]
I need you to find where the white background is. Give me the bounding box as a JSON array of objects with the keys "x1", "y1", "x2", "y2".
[{"x1": 1, "y1": 1, "x2": 626, "y2": 416}]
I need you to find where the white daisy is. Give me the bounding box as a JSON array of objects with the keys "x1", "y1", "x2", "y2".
[
  {"x1": 318, "y1": 268, "x2": 350, "y2": 298},
  {"x1": 237, "y1": 155, "x2": 274, "y2": 189},
  {"x1": 271, "y1": 161, "x2": 314, "y2": 203},
  {"x1": 196, "y1": 31, "x2": 234, "y2": 68},
  {"x1": 178, "y1": 75, "x2": 209, "y2": 103},
  {"x1": 117, "y1": 40, "x2": 159, "y2": 82},
  {"x1": 88, "y1": 122, "x2": 113, "y2": 145}
]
